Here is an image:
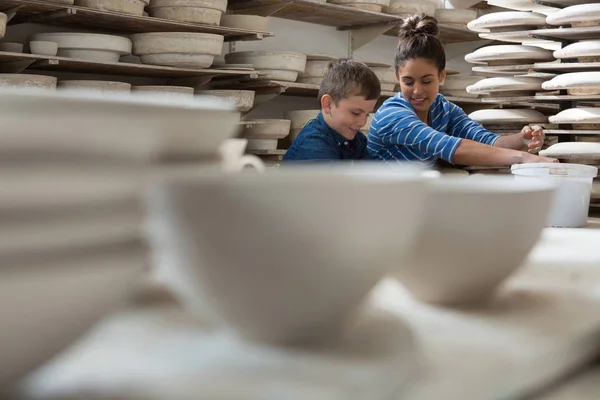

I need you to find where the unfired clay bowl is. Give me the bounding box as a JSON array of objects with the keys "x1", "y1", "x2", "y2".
[
  {"x1": 225, "y1": 51, "x2": 307, "y2": 82},
  {"x1": 131, "y1": 85, "x2": 194, "y2": 98},
  {"x1": 0, "y1": 246, "x2": 145, "y2": 387},
  {"x1": 396, "y1": 176, "x2": 556, "y2": 305},
  {"x1": 327, "y1": 0, "x2": 390, "y2": 13},
  {"x1": 32, "y1": 32, "x2": 132, "y2": 62},
  {"x1": 297, "y1": 54, "x2": 336, "y2": 85},
  {"x1": 75, "y1": 0, "x2": 150, "y2": 15},
  {"x1": 384, "y1": 0, "x2": 435, "y2": 16},
  {"x1": 0, "y1": 74, "x2": 57, "y2": 90},
  {"x1": 148, "y1": 0, "x2": 228, "y2": 25},
  {"x1": 131, "y1": 32, "x2": 224, "y2": 68},
  {"x1": 220, "y1": 14, "x2": 270, "y2": 31},
  {"x1": 146, "y1": 165, "x2": 426, "y2": 345},
  {"x1": 240, "y1": 119, "x2": 291, "y2": 150},
  {"x1": 366, "y1": 62, "x2": 395, "y2": 91},
  {"x1": 284, "y1": 109, "x2": 319, "y2": 143},
  {"x1": 29, "y1": 40, "x2": 58, "y2": 56},
  {"x1": 58, "y1": 80, "x2": 132, "y2": 93},
  {"x1": 197, "y1": 90, "x2": 255, "y2": 112},
  {"x1": 0, "y1": 42, "x2": 23, "y2": 53}
]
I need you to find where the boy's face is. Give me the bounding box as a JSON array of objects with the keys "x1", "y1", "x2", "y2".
[
  {"x1": 396, "y1": 57, "x2": 446, "y2": 118},
  {"x1": 321, "y1": 95, "x2": 377, "y2": 140}
]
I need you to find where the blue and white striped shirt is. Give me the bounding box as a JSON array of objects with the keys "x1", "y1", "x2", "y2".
[{"x1": 368, "y1": 93, "x2": 499, "y2": 165}]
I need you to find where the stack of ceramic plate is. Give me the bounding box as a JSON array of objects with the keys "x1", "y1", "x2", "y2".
[
  {"x1": 466, "y1": 76, "x2": 546, "y2": 98},
  {"x1": 469, "y1": 108, "x2": 550, "y2": 133},
  {"x1": 465, "y1": 44, "x2": 554, "y2": 77},
  {"x1": 0, "y1": 88, "x2": 240, "y2": 390},
  {"x1": 297, "y1": 54, "x2": 337, "y2": 85},
  {"x1": 549, "y1": 107, "x2": 600, "y2": 143}
]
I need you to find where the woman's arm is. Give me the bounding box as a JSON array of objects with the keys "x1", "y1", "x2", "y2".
[
  {"x1": 453, "y1": 139, "x2": 557, "y2": 166},
  {"x1": 494, "y1": 125, "x2": 545, "y2": 153}
]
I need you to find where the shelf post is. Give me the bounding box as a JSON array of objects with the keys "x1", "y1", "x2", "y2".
[{"x1": 347, "y1": 24, "x2": 395, "y2": 58}]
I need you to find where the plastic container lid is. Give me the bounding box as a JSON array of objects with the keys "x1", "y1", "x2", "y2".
[{"x1": 511, "y1": 163, "x2": 598, "y2": 178}]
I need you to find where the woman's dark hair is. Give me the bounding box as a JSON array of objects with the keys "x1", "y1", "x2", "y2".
[{"x1": 395, "y1": 13, "x2": 446, "y2": 73}]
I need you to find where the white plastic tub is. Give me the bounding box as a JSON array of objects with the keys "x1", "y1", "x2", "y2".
[{"x1": 511, "y1": 163, "x2": 598, "y2": 228}]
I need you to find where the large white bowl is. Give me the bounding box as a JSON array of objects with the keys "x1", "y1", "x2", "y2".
[
  {"x1": 31, "y1": 32, "x2": 132, "y2": 63},
  {"x1": 145, "y1": 166, "x2": 426, "y2": 345},
  {"x1": 394, "y1": 176, "x2": 556, "y2": 305},
  {"x1": 0, "y1": 89, "x2": 239, "y2": 161},
  {"x1": 0, "y1": 245, "x2": 146, "y2": 388}
]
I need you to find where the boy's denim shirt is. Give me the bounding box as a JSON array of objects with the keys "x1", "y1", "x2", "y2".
[{"x1": 283, "y1": 112, "x2": 371, "y2": 162}]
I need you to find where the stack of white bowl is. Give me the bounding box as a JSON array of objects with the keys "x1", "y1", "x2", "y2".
[{"x1": 0, "y1": 87, "x2": 242, "y2": 391}]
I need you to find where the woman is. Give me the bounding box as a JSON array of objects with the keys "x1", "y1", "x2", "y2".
[{"x1": 368, "y1": 14, "x2": 558, "y2": 166}]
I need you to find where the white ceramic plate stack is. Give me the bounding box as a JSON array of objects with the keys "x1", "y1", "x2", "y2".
[
  {"x1": 550, "y1": 107, "x2": 600, "y2": 142},
  {"x1": 540, "y1": 142, "x2": 600, "y2": 164},
  {"x1": 239, "y1": 119, "x2": 291, "y2": 150},
  {"x1": 465, "y1": 45, "x2": 554, "y2": 76},
  {"x1": 327, "y1": 0, "x2": 390, "y2": 13},
  {"x1": 225, "y1": 51, "x2": 307, "y2": 82},
  {"x1": 435, "y1": 8, "x2": 478, "y2": 29},
  {"x1": 546, "y1": 3, "x2": 600, "y2": 28},
  {"x1": 467, "y1": 76, "x2": 546, "y2": 97},
  {"x1": 284, "y1": 109, "x2": 319, "y2": 145},
  {"x1": 297, "y1": 54, "x2": 336, "y2": 85},
  {"x1": 384, "y1": 0, "x2": 436, "y2": 16},
  {"x1": 148, "y1": 0, "x2": 228, "y2": 25},
  {"x1": 554, "y1": 41, "x2": 600, "y2": 63},
  {"x1": 75, "y1": 0, "x2": 150, "y2": 15},
  {"x1": 131, "y1": 32, "x2": 224, "y2": 68},
  {"x1": 366, "y1": 62, "x2": 396, "y2": 92},
  {"x1": 469, "y1": 109, "x2": 549, "y2": 132},
  {"x1": 440, "y1": 74, "x2": 483, "y2": 98},
  {"x1": 468, "y1": 11, "x2": 548, "y2": 34},
  {"x1": 196, "y1": 89, "x2": 255, "y2": 112},
  {"x1": 485, "y1": 0, "x2": 556, "y2": 15},
  {"x1": 0, "y1": 74, "x2": 57, "y2": 90},
  {"x1": 32, "y1": 33, "x2": 132, "y2": 63},
  {"x1": 542, "y1": 72, "x2": 600, "y2": 96}
]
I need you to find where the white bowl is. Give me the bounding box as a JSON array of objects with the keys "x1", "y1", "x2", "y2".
[
  {"x1": 145, "y1": 165, "x2": 426, "y2": 345},
  {"x1": 0, "y1": 89, "x2": 240, "y2": 161},
  {"x1": 31, "y1": 33, "x2": 132, "y2": 63},
  {"x1": 0, "y1": 245, "x2": 146, "y2": 387},
  {"x1": 29, "y1": 40, "x2": 58, "y2": 56},
  {"x1": 395, "y1": 176, "x2": 556, "y2": 305}
]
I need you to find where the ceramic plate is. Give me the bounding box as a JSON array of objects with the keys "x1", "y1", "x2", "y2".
[
  {"x1": 465, "y1": 45, "x2": 554, "y2": 64},
  {"x1": 486, "y1": 0, "x2": 557, "y2": 14},
  {"x1": 0, "y1": 88, "x2": 240, "y2": 160},
  {"x1": 469, "y1": 109, "x2": 548, "y2": 124},
  {"x1": 546, "y1": 4, "x2": 600, "y2": 27},
  {"x1": 466, "y1": 77, "x2": 546, "y2": 94},
  {"x1": 467, "y1": 12, "x2": 548, "y2": 33},
  {"x1": 540, "y1": 142, "x2": 600, "y2": 158},
  {"x1": 554, "y1": 41, "x2": 600, "y2": 59},
  {"x1": 549, "y1": 107, "x2": 600, "y2": 124},
  {"x1": 542, "y1": 72, "x2": 600, "y2": 91}
]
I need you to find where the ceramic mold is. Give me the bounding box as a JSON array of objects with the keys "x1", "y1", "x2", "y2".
[
  {"x1": 148, "y1": 0, "x2": 228, "y2": 25},
  {"x1": 131, "y1": 85, "x2": 194, "y2": 98},
  {"x1": 145, "y1": 165, "x2": 427, "y2": 344},
  {"x1": 465, "y1": 45, "x2": 554, "y2": 66},
  {"x1": 197, "y1": 90, "x2": 255, "y2": 112},
  {"x1": 220, "y1": 14, "x2": 270, "y2": 31},
  {"x1": 131, "y1": 32, "x2": 224, "y2": 68},
  {"x1": 29, "y1": 40, "x2": 58, "y2": 56},
  {"x1": 0, "y1": 42, "x2": 23, "y2": 53},
  {"x1": 467, "y1": 11, "x2": 547, "y2": 33},
  {"x1": 297, "y1": 54, "x2": 336, "y2": 85},
  {"x1": 542, "y1": 72, "x2": 600, "y2": 95},
  {"x1": 328, "y1": 0, "x2": 390, "y2": 13},
  {"x1": 384, "y1": 0, "x2": 435, "y2": 16},
  {"x1": 32, "y1": 32, "x2": 132, "y2": 62},
  {"x1": 546, "y1": 4, "x2": 600, "y2": 27},
  {"x1": 240, "y1": 119, "x2": 291, "y2": 150},
  {"x1": 59, "y1": 80, "x2": 132, "y2": 93},
  {"x1": 75, "y1": 0, "x2": 150, "y2": 15},
  {"x1": 225, "y1": 51, "x2": 307, "y2": 82},
  {"x1": 0, "y1": 74, "x2": 57, "y2": 89},
  {"x1": 396, "y1": 176, "x2": 556, "y2": 305}
]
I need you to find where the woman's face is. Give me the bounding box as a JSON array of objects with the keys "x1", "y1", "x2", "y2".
[{"x1": 396, "y1": 58, "x2": 446, "y2": 118}]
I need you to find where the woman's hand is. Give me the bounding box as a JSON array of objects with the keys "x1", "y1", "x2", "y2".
[
  {"x1": 521, "y1": 152, "x2": 559, "y2": 164},
  {"x1": 521, "y1": 125, "x2": 545, "y2": 153}
]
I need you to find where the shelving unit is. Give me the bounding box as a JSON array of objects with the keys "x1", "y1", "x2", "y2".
[{"x1": 0, "y1": 0, "x2": 273, "y2": 40}]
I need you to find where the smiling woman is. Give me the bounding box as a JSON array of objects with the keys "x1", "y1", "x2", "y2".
[{"x1": 368, "y1": 14, "x2": 558, "y2": 167}]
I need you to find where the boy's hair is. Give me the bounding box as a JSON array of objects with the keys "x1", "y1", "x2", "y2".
[
  {"x1": 395, "y1": 13, "x2": 446, "y2": 73},
  {"x1": 318, "y1": 59, "x2": 381, "y2": 104}
]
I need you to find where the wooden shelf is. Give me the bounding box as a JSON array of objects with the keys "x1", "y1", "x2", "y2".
[
  {"x1": 534, "y1": 62, "x2": 600, "y2": 73},
  {"x1": 387, "y1": 23, "x2": 480, "y2": 44},
  {"x1": 544, "y1": 129, "x2": 600, "y2": 135},
  {"x1": 227, "y1": 0, "x2": 402, "y2": 29},
  {"x1": 0, "y1": 0, "x2": 272, "y2": 41},
  {"x1": 209, "y1": 79, "x2": 396, "y2": 98},
  {"x1": 0, "y1": 51, "x2": 258, "y2": 79}
]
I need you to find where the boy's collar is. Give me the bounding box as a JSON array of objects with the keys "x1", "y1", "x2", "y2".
[{"x1": 317, "y1": 112, "x2": 361, "y2": 143}]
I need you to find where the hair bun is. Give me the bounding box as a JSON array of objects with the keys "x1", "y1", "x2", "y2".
[{"x1": 398, "y1": 13, "x2": 439, "y2": 39}]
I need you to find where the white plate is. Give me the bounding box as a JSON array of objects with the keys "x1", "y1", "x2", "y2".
[
  {"x1": 550, "y1": 107, "x2": 600, "y2": 124},
  {"x1": 469, "y1": 109, "x2": 548, "y2": 124},
  {"x1": 554, "y1": 40, "x2": 600, "y2": 60},
  {"x1": 467, "y1": 77, "x2": 546, "y2": 94},
  {"x1": 540, "y1": 142, "x2": 600, "y2": 158},
  {"x1": 0, "y1": 89, "x2": 239, "y2": 161},
  {"x1": 547, "y1": 4, "x2": 600, "y2": 27},
  {"x1": 486, "y1": 0, "x2": 557, "y2": 14},
  {"x1": 465, "y1": 45, "x2": 554, "y2": 64},
  {"x1": 542, "y1": 72, "x2": 600, "y2": 91},
  {"x1": 467, "y1": 11, "x2": 548, "y2": 33}
]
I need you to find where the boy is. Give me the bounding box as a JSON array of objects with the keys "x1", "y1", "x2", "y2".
[{"x1": 283, "y1": 59, "x2": 381, "y2": 162}]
